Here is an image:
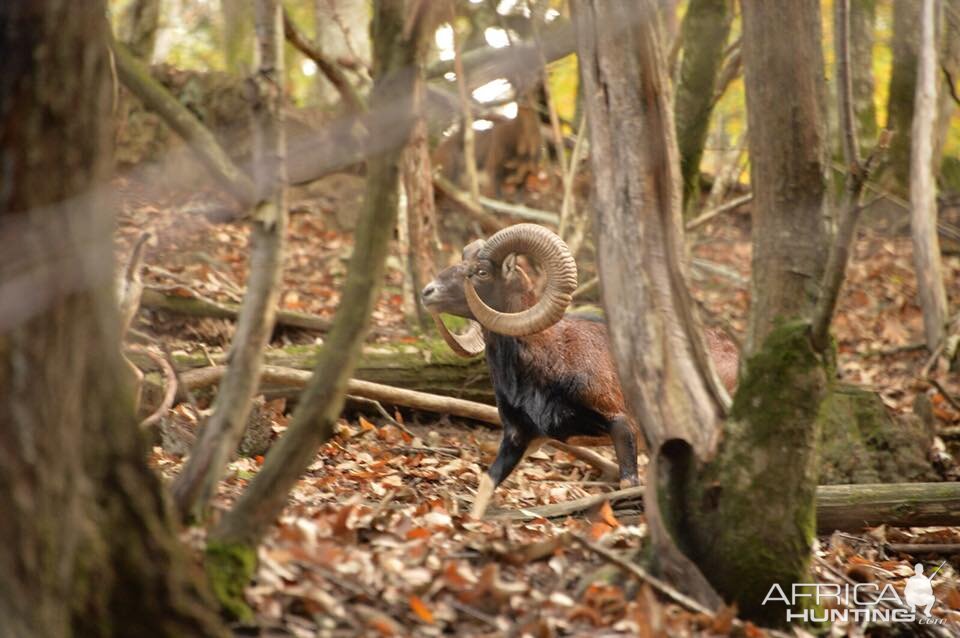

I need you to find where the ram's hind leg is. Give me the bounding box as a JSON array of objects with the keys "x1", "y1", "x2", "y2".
[{"x1": 610, "y1": 416, "x2": 639, "y2": 489}]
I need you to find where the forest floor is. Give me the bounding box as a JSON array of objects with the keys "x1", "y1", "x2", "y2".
[{"x1": 116, "y1": 169, "x2": 960, "y2": 636}]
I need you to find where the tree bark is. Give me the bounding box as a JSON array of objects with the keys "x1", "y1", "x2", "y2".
[
  {"x1": 401, "y1": 102, "x2": 437, "y2": 329},
  {"x1": 0, "y1": 2, "x2": 225, "y2": 636},
  {"x1": 576, "y1": 0, "x2": 834, "y2": 625},
  {"x1": 673, "y1": 0, "x2": 733, "y2": 212},
  {"x1": 816, "y1": 482, "x2": 960, "y2": 532},
  {"x1": 885, "y1": 0, "x2": 921, "y2": 196},
  {"x1": 117, "y1": 0, "x2": 160, "y2": 60},
  {"x1": 936, "y1": 0, "x2": 960, "y2": 178},
  {"x1": 573, "y1": 0, "x2": 727, "y2": 611},
  {"x1": 172, "y1": 0, "x2": 288, "y2": 522},
  {"x1": 741, "y1": 0, "x2": 829, "y2": 357},
  {"x1": 203, "y1": 0, "x2": 425, "y2": 617},
  {"x1": 910, "y1": 0, "x2": 948, "y2": 351}
]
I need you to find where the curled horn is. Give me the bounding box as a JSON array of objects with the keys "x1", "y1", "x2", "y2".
[
  {"x1": 465, "y1": 224, "x2": 577, "y2": 336},
  {"x1": 430, "y1": 312, "x2": 485, "y2": 357}
]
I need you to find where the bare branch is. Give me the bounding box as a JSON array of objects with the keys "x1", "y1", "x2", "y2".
[{"x1": 282, "y1": 8, "x2": 366, "y2": 113}]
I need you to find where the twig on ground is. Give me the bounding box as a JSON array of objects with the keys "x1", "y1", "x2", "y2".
[
  {"x1": 476, "y1": 195, "x2": 560, "y2": 225},
  {"x1": 684, "y1": 193, "x2": 752, "y2": 231},
  {"x1": 545, "y1": 441, "x2": 619, "y2": 482},
  {"x1": 127, "y1": 345, "x2": 177, "y2": 429},
  {"x1": 691, "y1": 258, "x2": 747, "y2": 286},
  {"x1": 497, "y1": 485, "x2": 645, "y2": 520},
  {"x1": 927, "y1": 377, "x2": 960, "y2": 411},
  {"x1": 887, "y1": 543, "x2": 960, "y2": 555},
  {"x1": 389, "y1": 446, "x2": 462, "y2": 458},
  {"x1": 571, "y1": 534, "x2": 714, "y2": 615},
  {"x1": 347, "y1": 394, "x2": 417, "y2": 438},
  {"x1": 572, "y1": 276, "x2": 599, "y2": 300},
  {"x1": 448, "y1": 599, "x2": 501, "y2": 629},
  {"x1": 161, "y1": 340, "x2": 201, "y2": 415},
  {"x1": 433, "y1": 174, "x2": 505, "y2": 233},
  {"x1": 922, "y1": 342, "x2": 945, "y2": 377},
  {"x1": 863, "y1": 342, "x2": 927, "y2": 357}
]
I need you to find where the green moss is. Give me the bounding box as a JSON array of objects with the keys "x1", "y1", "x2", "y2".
[
  {"x1": 729, "y1": 320, "x2": 822, "y2": 447},
  {"x1": 204, "y1": 540, "x2": 256, "y2": 623},
  {"x1": 683, "y1": 320, "x2": 826, "y2": 626},
  {"x1": 817, "y1": 384, "x2": 936, "y2": 484}
]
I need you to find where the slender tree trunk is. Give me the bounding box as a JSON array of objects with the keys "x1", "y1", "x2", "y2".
[
  {"x1": 172, "y1": 0, "x2": 287, "y2": 521},
  {"x1": 935, "y1": 0, "x2": 960, "y2": 170},
  {"x1": 849, "y1": 0, "x2": 878, "y2": 146},
  {"x1": 741, "y1": 0, "x2": 829, "y2": 356},
  {"x1": 910, "y1": 0, "x2": 948, "y2": 351},
  {"x1": 204, "y1": 0, "x2": 426, "y2": 617},
  {"x1": 117, "y1": 0, "x2": 160, "y2": 60},
  {"x1": 401, "y1": 115, "x2": 437, "y2": 329},
  {"x1": 885, "y1": 0, "x2": 921, "y2": 196},
  {"x1": 673, "y1": 0, "x2": 733, "y2": 212},
  {"x1": 0, "y1": 3, "x2": 225, "y2": 636}
]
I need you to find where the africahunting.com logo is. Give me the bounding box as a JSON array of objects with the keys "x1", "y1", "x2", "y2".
[{"x1": 762, "y1": 562, "x2": 946, "y2": 625}]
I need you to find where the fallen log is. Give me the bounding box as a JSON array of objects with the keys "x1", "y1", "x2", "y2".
[
  {"x1": 180, "y1": 364, "x2": 500, "y2": 425},
  {"x1": 141, "y1": 287, "x2": 334, "y2": 332},
  {"x1": 815, "y1": 482, "x2": 960, "y2": 532},
  {"x1": 175, "y1": 364, "x2": 620, "y2": 478},
  {"x1": 497, "y1": 482, "x2": 960, "y2": 532},
  {"x1": 137, "y1": 337, "x2": 494, "y2": 404}
]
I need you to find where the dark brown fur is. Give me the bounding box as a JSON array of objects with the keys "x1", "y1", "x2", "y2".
[{"x1": 422, "y1": 246, "x2": 641, "y2": 495}]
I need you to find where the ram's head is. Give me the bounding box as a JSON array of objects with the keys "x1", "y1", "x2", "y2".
[{"x1": 421, "y1": 224, "x2": 578, "y2": 356}]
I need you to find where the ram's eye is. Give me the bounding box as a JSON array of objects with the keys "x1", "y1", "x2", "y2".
[{"x1": 475, "y1": 268, "x2": 489, "y2": 277}]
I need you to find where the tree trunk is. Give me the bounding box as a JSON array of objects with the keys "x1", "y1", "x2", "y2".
[
  {"x1": 910, "y1": 0, "x2": 948, "y2": 351},
  {"x1": 849, "y1": 0, "x2": 878, "y2": 146},
  {"x1": 401, "y1": 114, "x2": 437, "y2": 329},
  {"x1": 172, "y1": 0, "x2": 288, "y2": 522},
  {"x1": 0, "y1": 2, "x2": 225, "y2": 636},
  {"x1": 741, "y1": 0, "x2": 829, "y2": 357},
  {"x1": 935, "y1": 0, "x2": 960, "y2": 175},
  {"x1": 673, "y1": 0, "x2": 733, "y2": 212},
  {"x1": 576, "y1": 0, "x2": 833, "y2": 625},
  {"x1": 885, "y1": 0, "x2": 921, "y2": 196},
  {"x1": 117, "y1": 0, "x2": 160, "y2": 60},
  {"x1": 573, "y1": 0, "x2": 727, "y2": 610},
  {"x1": 203, "y1": 0, "x2": 426, "y2": 617}
]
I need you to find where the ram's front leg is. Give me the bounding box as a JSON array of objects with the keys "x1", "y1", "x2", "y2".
[{"x1": 471, "y1": 430, "x2": 531, "y2": 519}]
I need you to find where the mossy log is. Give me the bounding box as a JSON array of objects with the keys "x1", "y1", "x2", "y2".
[
  {"x1": 136, "y1": 336, "x2": 494, "y2": 405},
  {"x1": 816, "y1": 482, "x2": 960, "y2": 531},
  {"x1": 501, "y1": 482, "x2": 960, "y2": 532}
]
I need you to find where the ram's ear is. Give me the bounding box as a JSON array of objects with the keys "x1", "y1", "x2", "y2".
[{"x1": 502, "y1": 253, "x2": 518, "y2": 277}]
